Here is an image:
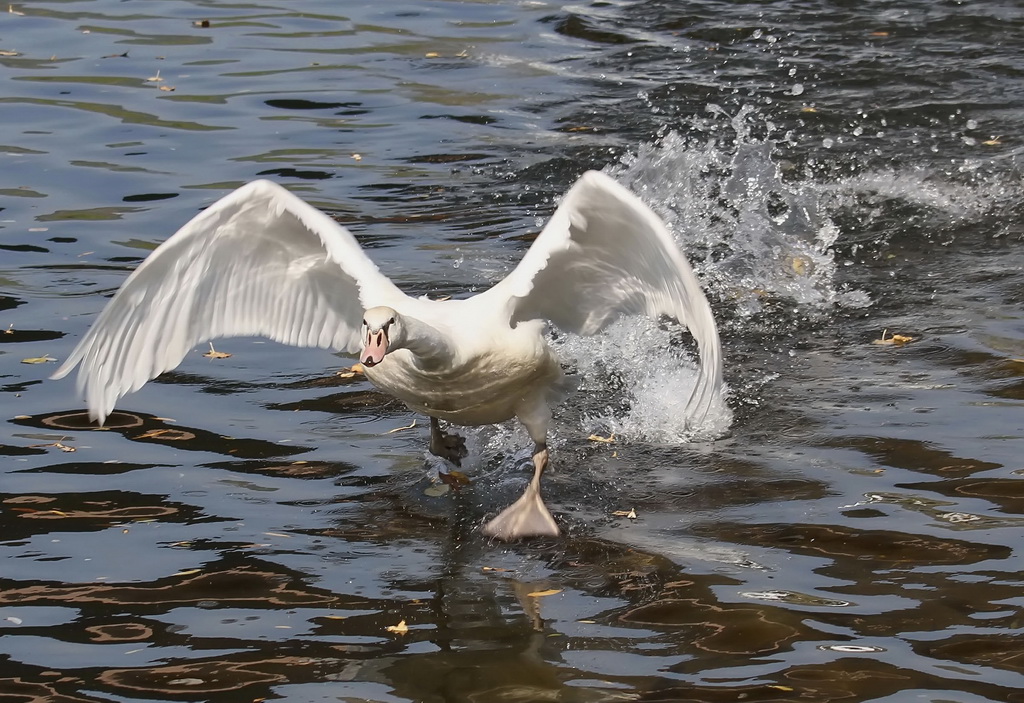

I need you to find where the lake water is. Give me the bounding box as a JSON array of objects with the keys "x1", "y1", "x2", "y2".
[{"x1": 2, "y1": 1, "x2": 1023, "y2": 701}]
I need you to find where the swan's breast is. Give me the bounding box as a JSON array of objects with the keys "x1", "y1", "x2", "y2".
[{"x1": 362, "y1": 327, "x2": 560, "y2": 426}]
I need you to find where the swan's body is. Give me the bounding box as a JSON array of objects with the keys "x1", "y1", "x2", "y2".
[{"x1": 52, "y1": 170, "x2": 724, "y2": 540}]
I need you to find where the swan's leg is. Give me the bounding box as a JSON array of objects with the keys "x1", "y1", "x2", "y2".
[
  {"x1": 429, "y1": 416, "x2": 468, "y2": 466},
  {"x1": 481, "y1": 397, "x2": 559, "y2": 540}
]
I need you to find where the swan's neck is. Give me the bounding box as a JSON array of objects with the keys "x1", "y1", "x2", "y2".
[{"x1": 396, "y1": 315, "x2": 453, "y2": 370}]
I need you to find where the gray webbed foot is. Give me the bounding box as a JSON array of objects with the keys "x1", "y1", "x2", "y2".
[{"x1": 429, "y1": 417, "x2": 468, "y2": 466}]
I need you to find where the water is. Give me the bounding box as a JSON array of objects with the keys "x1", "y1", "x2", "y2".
[{"x1": 2, "y1": 0, "x2": 1023, "y2": 700}]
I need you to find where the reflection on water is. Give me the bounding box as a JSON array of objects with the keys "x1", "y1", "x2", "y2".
[{"x1": 2, "y1": 0, "x2": 1023, "y2": 701}]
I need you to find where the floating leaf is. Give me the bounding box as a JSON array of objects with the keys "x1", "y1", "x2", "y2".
[
  {"x1": 146, "y1": 70, "x2": 164, "y2": 82},
  {"x1": 612, "y1": 508, "x2": 637, "y2": 519},
  {"x1": 587, "y1": 433, "x2": 615, "y2": 444},
  {"x1": 173, "y1": 569, "x2": 201, "y2": 576},
  {"x1": 424, "y1": 484, "x2": 450, "y2": 497},
  {"x1": 22, "y1": 355, "x2": 56, "y2": 364},
  {"x1": 424, "y1": 52, "x2": 440, "y2": 58},
  {"x1": 526, "y1": 588, "x2": 562, "y2": 598},
  {"x1": 481, "y1": 566, "x2": 514, "y2": 573},
  {"x1": 203, "y1": 342, "x2": 231, "y2": 359},
  {"x1": 872, "y1": 329, "x2": 915, "y2": 346},
  {"x1": 158, "y1": 85, "x2": 175, "y2": 92},
  {"x1": 351, "y1": 153, "x2": 362, "y2": 161},
  {"x1": 385, "y1": 619, "x2": 409, "y2": 634},
  {"x1": 386, "y1": 419, "x2": 417, "y2": 434}
]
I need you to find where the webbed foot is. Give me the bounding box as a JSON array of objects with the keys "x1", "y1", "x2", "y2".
[
  {"x1": 429, "y1": 417, "x2": 468, "y2": 466},
  {"x1": 482, "y1": 446, "x2": 560, "y2": 540}
]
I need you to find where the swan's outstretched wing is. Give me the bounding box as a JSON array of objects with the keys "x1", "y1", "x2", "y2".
[
  {"x1": 52, "y1": 180, "x2": 406, "y2": 424},
  {"x1": 490, "y1": 170, "x2": 723, "y2": 422}
]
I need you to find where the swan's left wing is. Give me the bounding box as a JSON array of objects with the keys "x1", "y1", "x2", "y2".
[{"x1": 488, "y1": 170, "x2": 723, "y2": 422}]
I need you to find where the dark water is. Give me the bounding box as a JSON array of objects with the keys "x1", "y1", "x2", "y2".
[{"x1": 2, "y1": 1, "x2": 1023, "y2": 701}]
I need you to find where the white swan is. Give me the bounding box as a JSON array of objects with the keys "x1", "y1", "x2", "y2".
[{"x1": 52, "y1": 170, "x2": 723, "y2": 540}]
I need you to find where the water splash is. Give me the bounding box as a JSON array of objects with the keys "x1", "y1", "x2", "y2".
[{"x1": 610, "y1": 105, "x2": 871, "y2": 318}]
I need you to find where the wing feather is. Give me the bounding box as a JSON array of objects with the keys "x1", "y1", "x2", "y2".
[
  {"x1": 52, "y1": 180, "x2": 406, "y2": 424},
  {"x1": 487, "y1": 170, "x2": 723, "y2": 423}
]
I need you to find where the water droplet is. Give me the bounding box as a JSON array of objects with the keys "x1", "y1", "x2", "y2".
[
  {"x1": 789, "y1": 83, "x2": 804, "y2": 96},
  {"x1": 966, "y1": 119, "x2": 978, "y2": 130},
  {"x1": 822, "y1": 137, "x2": 834, "y2": 148}
]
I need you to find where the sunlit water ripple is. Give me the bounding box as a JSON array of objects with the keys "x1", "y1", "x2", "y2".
[{"x1": 1, "y1": 1, "x2": 1022, "y2": 701}]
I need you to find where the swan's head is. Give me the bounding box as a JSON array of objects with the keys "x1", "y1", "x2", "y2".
[{"x1": 360, "y1": 306, "x2": 401, "y2": 367}]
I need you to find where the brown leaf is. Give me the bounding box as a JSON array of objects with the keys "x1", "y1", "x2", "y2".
[
  {"x1": 587, "y1": 433, "x2": 615, "y2": 444},
  {"x1": 872, "y1": 329, "x2": 915, "y2": 346},
  {"x1": 203, "y1": 342, "x2": 231, "y2": 359}
]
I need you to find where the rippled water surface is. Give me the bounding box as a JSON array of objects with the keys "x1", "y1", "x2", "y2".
[{"x1": 2, "y1": 1, "x2": 1023, "y2": 701}]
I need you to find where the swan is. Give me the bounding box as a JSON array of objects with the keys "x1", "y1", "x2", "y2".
[{"x1": 51, "y1": 170, "x2": 724, "y2": 540}]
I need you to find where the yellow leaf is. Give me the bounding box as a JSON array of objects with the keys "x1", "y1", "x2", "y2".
[
  {"x1": 158, "y1": 85, "x2": 175, "y2": 92},
  {"x1": 526, "y1": 588, "x2": 562, "y2": 597},
  {"x1": 587, "y1": 433, "x2": 615, "y2": 444},
  {"x1": 481, "y1": 566, "x2": 514, "y2": 573},
  {"x1": 386, "y1": 619, "x2": 409, "y2": 634},
  {"x1": 424, "y1": 52, "x2": 440, "y2": 58},
  {"x1": 22, "y1": 355, "x2": 56, "y2": 364},
  {"x1": 612, "y1": 508, "x2": 637, "y2": 519},
  {"x1": 174, "y1": 569, "x2": 201, "y2": 576}
]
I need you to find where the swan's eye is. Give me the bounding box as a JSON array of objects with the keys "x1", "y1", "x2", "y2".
[
  {"x1": 361, "y1": 319, "x2": 367, "y2": 328},
  {"x1": 387, "y1": 317, "x2": 395, "y2": 327}
]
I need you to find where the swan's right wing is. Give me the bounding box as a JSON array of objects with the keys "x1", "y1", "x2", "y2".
[
  {"x1": 489, "y1": 170, "x2": 723, "y2": 423},
  {"x1": 52, "y1": 180, "x2": 406, "y2": 424}
]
